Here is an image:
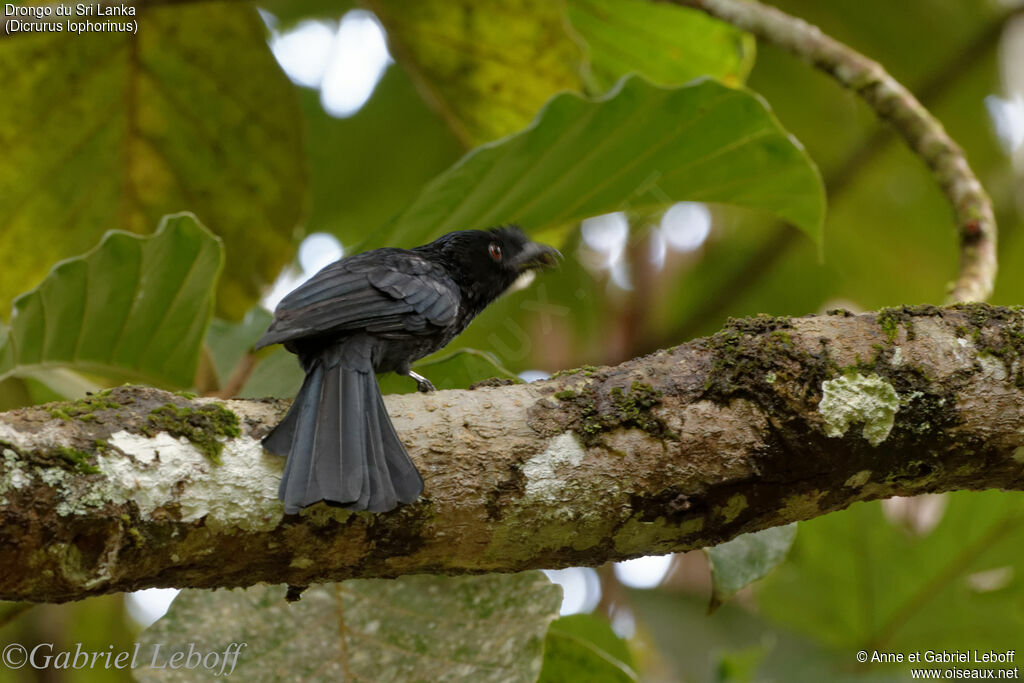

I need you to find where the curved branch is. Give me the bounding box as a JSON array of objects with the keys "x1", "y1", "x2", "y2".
[
  {"x1": 649, "y1": 8, "x2": 1020, "y2": 351},
  {"x1": 669, "y1": 0, "x2": 998, "y2": 303},
  {"x1": 1, "y1": 305, "x2": 1023, "y2": 602}
]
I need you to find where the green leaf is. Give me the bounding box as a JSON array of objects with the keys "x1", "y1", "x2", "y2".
[
  {"x1": 628, "y1": 589, "x2": 897, "y2": 683},
  {"x1": 137, "y1": 573, "x2": 562, "y2": 682},
  {"x1": 370, "y1": 0, "x2": 583, "y2": 146},
  {"x1": 539, "y1": 614, "x2": 637, "y2": 682},
  {"x1": 0, "y1": 213, "x2": 222, "y2": 390},
  {"x1": 301, "y1": 69, "x2": 463, "y2": 247},
  {"x1": 0, "y1": 4, "x2": 306, "y2": 318},
  {"x1": 378, "y1": 76, "x2": 825, "y2": 250},
  {"x1": 238, "y1": 347, "x2": 303, "y2": 399},
  {"x1": 568, "y1": 0, "x2": 755, "y2": 92},
  {"x1": 206, "y1": 308, "x2": 274, "y2": 389},
  {"x1": 705, "y1": 523, "x2": 797, "y2": 612},
  {"x1": 377, "y1": 348, "x2": 520, "y2": 395},
  {"x1": 757, "y1": 492, "x2": 1024, "y2": 653}
]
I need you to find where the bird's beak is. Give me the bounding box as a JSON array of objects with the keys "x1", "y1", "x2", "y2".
[{"x1": 512, "y1": 241, "x2": 561, "y2": 272}]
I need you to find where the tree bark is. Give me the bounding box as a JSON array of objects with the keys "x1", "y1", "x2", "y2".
[{"x1": 1, "y1": 304, "x2": 1023, "y2": 603}]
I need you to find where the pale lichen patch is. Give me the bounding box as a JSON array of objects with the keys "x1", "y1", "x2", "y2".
[
  {"x1": 0, "y1": 448, "x2": 31, "y2": 504},
  {"x1": 977, "y1": 354, "x2": 1007, "y2": 381},
  {"x1": 523, "y1": 432, "x2": 586, "y2": 501},
  {"x1": 0, "y1": 419, "x2": 68, "y2": 451},
  {"x1": 1013, "y1": 446, "x2": 1024, "y2": 464},
  {"x1": 819, "y1": 373, "x2": 900, "y2": 446},
  {"x1": 83, "y1": 430, "x2": 285, "y2": 531}
]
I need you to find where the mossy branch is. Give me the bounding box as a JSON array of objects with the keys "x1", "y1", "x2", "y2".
[
  {"x1": 2, "y1": 305, "x2": 1024, "y2": 602},
  {"x1": 669, "y1": 0, "x2": 998, "y2": 304}
]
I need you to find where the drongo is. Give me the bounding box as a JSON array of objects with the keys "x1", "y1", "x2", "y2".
[{"x1": 256, "y1": 227, "x2": 559, "y2": 514}]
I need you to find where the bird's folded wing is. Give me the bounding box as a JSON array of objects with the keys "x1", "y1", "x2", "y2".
[{"x1": 255, "y1": 251, "x2": 459, "y2": 348}]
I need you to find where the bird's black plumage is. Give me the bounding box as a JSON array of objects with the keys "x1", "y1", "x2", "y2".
[{"x1": 257, "y1": 227, "x2": 559, "y2": 513}]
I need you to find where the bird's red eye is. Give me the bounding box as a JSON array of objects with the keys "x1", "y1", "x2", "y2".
[{"x1": 489, "y1": 243, "x2": 502, "y2": 261}]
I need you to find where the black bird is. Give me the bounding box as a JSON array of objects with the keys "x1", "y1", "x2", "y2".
[{"x1": 256, "y1": 227, "x2": 560, "y2": 514}]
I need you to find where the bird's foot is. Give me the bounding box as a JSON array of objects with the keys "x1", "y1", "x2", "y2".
[{"x1": 408, "y1": 370, "x2": 436, "y2": 393}]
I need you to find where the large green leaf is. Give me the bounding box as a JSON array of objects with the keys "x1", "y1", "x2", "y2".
[
  {"x1": 0, "y1": 4, "x2": 306, "y2": 318},
  {"x1": 369, "y1": 0, "x2": 583, "y2": 146},
  {"x1": 758, "y1": 492, "x2": 1024, "y2": 654},
  {"x1": 568, "y1": 0, "x2": 755, "y2": 92},
  {"x1": 628, "y1": 588, "x2": 900, "y2": 682},
  {"x1": 377, "y1": 76, "x2": 825, "y2": 250},
  {"x1": 539, "y1": 614, "x2": 637, "y2": 682},
  {"x1": 300, "y1": 68, "x2": 463, "y2": 247},
  {"x1": 0, "y1": 213, "x2": 222, "y2": 389},
  {"x1": 705, "y1": 523, "x2": 797, "y2": 612},
  {"x1": 136, "y1": 573, "x2": 562, "y2": 682}
]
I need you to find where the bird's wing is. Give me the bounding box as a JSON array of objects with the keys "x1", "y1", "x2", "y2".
[{"x1": 255, "y1": 250, "x2": 460, "y2": 348}]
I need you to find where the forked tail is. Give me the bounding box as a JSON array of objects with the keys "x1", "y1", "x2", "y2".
[{"x1": 263, "y1": 356, "x2": 424, "y2": 513}]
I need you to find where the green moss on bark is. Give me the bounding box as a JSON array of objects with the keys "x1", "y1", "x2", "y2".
[
  {"x1": 547, "y1": 380, "x2": 676, "y2": 446},
  {"x1": 142, "y1": 403, "x2": 241, "y2": 465},
  {"x1": 48, "y1": 389, "x2": 131, "y2": 422},
  {"x1": 952, "y1": 303, "x2": 1024, "y2": 387}
]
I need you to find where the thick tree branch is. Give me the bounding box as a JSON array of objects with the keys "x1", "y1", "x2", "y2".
[
  {"x1": 669, "y1": 0, "x2": 998, "y2": 303},
  {"x1": 1, "y1": 305, "x2": 1024, "y2": 602}
]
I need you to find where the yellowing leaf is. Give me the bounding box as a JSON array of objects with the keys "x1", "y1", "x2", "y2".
[{"x1": 0, "y1": 5, "x2": 306, "y2": 318}]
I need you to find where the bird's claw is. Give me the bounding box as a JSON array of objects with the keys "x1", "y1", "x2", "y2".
[{"x1": 408, "y1": 370, "x2": 435, "y2": 393}]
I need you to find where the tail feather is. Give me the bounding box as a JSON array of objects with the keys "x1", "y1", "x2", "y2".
[
  {"x1": 273, "y1": 363, "x2": 323, "y2": 507},
  {"x1": 338, "y1": 367, "x2": 368, "y2": 502},
  {"x1": 361, "y1": 410, "x2": 398, "y2": 512},
  {"x1": 373, "y1": 390, "x2": 423, "y2": 504},
  {"x1": 263, "y1": 356, "x2": 424, "y2": 514}
]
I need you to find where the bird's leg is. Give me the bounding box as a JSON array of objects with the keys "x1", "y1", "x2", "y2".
[{"x1": 408, "y1": 369, "x2": 436, "y2": 393}]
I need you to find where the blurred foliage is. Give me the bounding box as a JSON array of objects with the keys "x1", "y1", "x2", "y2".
[
  {"x1": 705, "y1": 523, "x2": 797, "y2": 612},
  {"x1": 368, "y1": 0, "x2": 583, "y2": 147},
  {"x1": 539, "y1": 614, "x2": 637, "y2": 682},
  {"x1": 137, "y1": 574, "x2": 561, "y2": 682},
  {"x1": 205, "y1": 307, "x2": 273, "y2": 389},
  {"x1": 378, "y1": 75, "x2": 824, "y2": 252},
  {"x1": 627, "y1": 588, "x2": 901, "y2": 682},
  {"x1": 0, "y1": 4, "x2": 305, "y2": 319},
  {"x1": 1, "y1": 0, "x2": 1022, "y2": 680},
  {"x1": 0, "y1": 214, "x2": 221, "y2": 397},
  {"x1": 759, "y1": 492, "x2": 1024, "y2": 654},
  {"x1": 568, "y1": 0, "x2": 755, "y2": 92},
  {"x1": 300, "y1": 68, "x2": 463, "y2": 248}
]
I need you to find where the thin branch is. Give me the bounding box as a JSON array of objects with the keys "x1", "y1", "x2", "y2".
[
  {"x1": 1, "y1": 305, "x2": 1023, "y2": 602},
  {"x1": 210, "y1": 353, "x2": 257, "y2": 399},
  {"x1": 668, "y1": 0, "x2": 998, "y2": 304},
  {"x1": 640, "y1": 6, "x2": 1018, "y2": 353}
]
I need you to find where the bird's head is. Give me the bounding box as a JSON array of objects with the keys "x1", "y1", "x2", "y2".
[{"x1": 426, "y1": 226, "x2": 560, "y2": 304}]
